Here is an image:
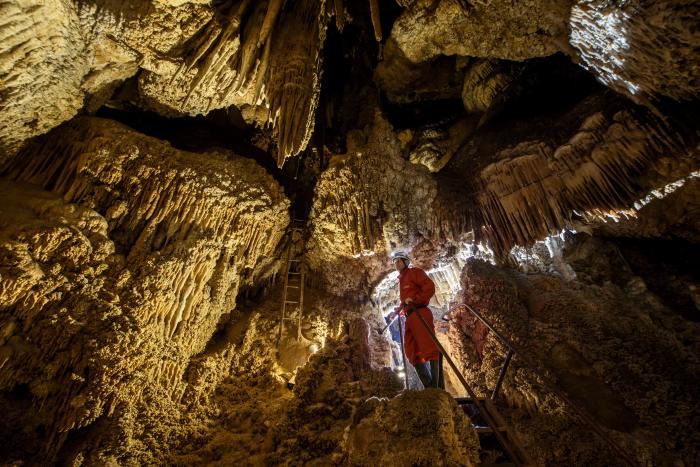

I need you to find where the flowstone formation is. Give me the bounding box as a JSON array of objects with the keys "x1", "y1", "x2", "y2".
[
  {"x1": 0, "y1": 117, "x2": 289, "y2": 460},
  {"x1": 0, "y1": 0, "x2": 699, "y2": 465}
]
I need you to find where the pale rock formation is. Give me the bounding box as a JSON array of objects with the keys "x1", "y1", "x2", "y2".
[
  {"x1": 0, "y1": 0, "x2": 87, "y2": 162},
  {"x1": 592, "y1": 173, "x2": 700, "y2": 243},
  {"x1": 390, "y1": 0, "x2": 572, "y2": 62},
  {"x1": 408, "y1": 117, "x2": 478, "y2": 172},
  {"x1": 460, "y1": 59, "x2": 522, "y2": 114},
  {"x1": 0, "y1": 0, "x2": 212, "y2": 163},
  {"x1": 307, "y1": 110, "x2": 457, "y2": 296},
  {"x1": 0, "y1": 117, "x2": 289, "y2": 458},
  {"x1": 476, "y1": 110, "x2": 691, "y2": 255},
  {"x1": 570, "y1": 0, "x2": 700, "y2": 104},
  {"x1": 141, "y1": 0, "x2": 328, "y2": 166},
  {"x1": 0, "y1": 0, "x2": 328, "y2": 167}
]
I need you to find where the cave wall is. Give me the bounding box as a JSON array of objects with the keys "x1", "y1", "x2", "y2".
[
  {"x1": 0, "y1": 117, "x2": 289, "y2": 460},
  {"x1": 447, "y1": 235, "x2": 700, "y2": 465}
]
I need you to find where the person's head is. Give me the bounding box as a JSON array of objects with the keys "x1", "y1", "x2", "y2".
[{"x1": 391, "y1": 251, "x2": 410, "y2": 272}]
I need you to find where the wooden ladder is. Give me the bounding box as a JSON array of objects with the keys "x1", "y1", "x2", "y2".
[{"x1": 278, "y1": 220, "x2": 305, "y2": 344}]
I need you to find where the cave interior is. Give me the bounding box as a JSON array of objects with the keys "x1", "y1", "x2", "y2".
[{"x1": 0, "y1": 0, "x2": 699, "y2": 465}]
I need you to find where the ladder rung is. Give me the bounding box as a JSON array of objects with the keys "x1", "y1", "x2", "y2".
[
  {"x1": 285, "y1": 300, "x2": 299, "y2": 304},
  {"x1": 286, "y1": 285, "x2": 300, "y2": 289},
  {"x1": 289, "y1": 272, "x2": 301, "y2": 275},
  {"x1": 289, "y1": 259, "x2": 301, "y2": 262}
]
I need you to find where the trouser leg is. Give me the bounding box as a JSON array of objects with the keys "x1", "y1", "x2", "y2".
[
  {"x1": 414, "y1": 361, "x2": 432, "y2": 388},
  {"x1": 438, "y1": 354, "x2": 445, "y2": 389},
  {"x1": 430, "y1": 360, "x2": 440, "y2": 388}
]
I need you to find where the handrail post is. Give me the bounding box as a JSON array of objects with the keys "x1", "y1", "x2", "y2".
[
  {"x1": 410, "y1": 306, "x2": 524, "y2": 466},
  {"x1": 492, "y1": 348, "x2": 513, "y2": 401}
]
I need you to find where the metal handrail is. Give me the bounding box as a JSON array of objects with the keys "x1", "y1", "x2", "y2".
[
  {"x1": 455, "y1": 302, "x2": 639, "y2": 467},
  {"x1": 409, "y1": 306, "x2": 526, "y2": 466}
]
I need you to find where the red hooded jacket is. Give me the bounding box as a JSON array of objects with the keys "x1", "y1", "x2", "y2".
[{"x1": 398, "y1": 267, "x2": 440, "y2": 365}]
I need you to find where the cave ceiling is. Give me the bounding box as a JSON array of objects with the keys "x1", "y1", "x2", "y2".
[{"x1": 1, "y1": 0, "x2": 699, "y2": 288}]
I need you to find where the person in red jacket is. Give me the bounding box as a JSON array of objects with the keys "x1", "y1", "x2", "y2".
[{"x1": 388, "y1": 251, "x2": 444, "y2": 389}]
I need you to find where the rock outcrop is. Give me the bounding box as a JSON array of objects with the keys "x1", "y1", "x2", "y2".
[
  {"x1": 390, "y1": 0, "x2": 571, "y2": 62},
  {"x1": 0, "y1": 0, "x2": 330, "y2": 167},
  {"x1": 0, "y1": 117, "x2": 289, "y2": 459},
  {"x1": 449, "y1": 256, "x2": 700, "y2": 465},
  {"x1": 0, "y1": 0, "x2": 211, "y2": 163},
  {"x1": 475, "y1": 110, "x2": 692, "y2": 255}
]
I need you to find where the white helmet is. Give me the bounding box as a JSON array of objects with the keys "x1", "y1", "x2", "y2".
[{"x1": 390, "y1": 251, "x2": 410, "y2": 264}]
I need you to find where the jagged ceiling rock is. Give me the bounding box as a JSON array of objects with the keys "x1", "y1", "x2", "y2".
[
  {"x1": 475, "y1": 110, "x2": 694, "y2": 255},
  {"x1": 1, "y1": 0, "x2": 328, "y2": 168},
  {"x1": 589, "y1": 173, "x2": 700, "y2": 243},
  {"x1": 390, "y1": 0, "x2": 572, "y2": 63},
  {"x1": 570, "y1": 0, "x2": 700, "y2": 104},
  {"x1": 139, "y1": 0, "x2": 328, "y2": 167},
  {"x1": 408, "y1": 117, "x2": 478, "y2": 172},
  {"x1": 0, "y1": 0, "x2": 211, "y2": 164},
  {"x1": 0, "y1": 0, "x2": 87, "y2": 163},
  {"x1": 374, "y1": 38, "x2": 465, "y2": 104},
  {"x1": 460, "y1": 58, "x2": 522, "y2": 114},
  {"x1": 0, "y1": 116, "x2": 289, "y2": 457}
]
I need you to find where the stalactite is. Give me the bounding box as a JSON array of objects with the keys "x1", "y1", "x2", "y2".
[
  {"x1": 570, "y1": 0, "x2": 700, "y2": 104},
  {"x1": 258, "y1": 0, "x2": 284, "y2": 47},
  {"x1": 0, "y1": 117, "x2": 289, "y2": 456},
  {"x1": 474, "y1": 111, "x2": 687, "y2": 254},
  {"x1": 334, "y1": 0, "x2": 345, "y2": 31},
  {"x1": 266, "y1": 0, "x2": 327, "y2": 166}
]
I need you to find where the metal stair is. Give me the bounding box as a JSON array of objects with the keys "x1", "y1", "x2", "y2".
[{"x1": 456, "y1": 396, "x2": 529, "y2": 466}]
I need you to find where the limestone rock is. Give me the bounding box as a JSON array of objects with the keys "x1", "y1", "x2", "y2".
[
  {"x1": 375, "y1": 38, "x2": 465, "y2": 104},
  {"x1": 476, "y1": 110, "x2": 690, "y2": 255},
  {"x1": 0, "y1": 0, "x2": 87, "y2": 163},
  {"x1": 0, "y1": 0, "x2": 211, "y2": 164},
  {"x1": 461, "y1": 59, "x2": 522, "y2": 114},
  {"x1": 306, "y1": 110, "x2": 446, "y2": 296},
  {"x1": 346, "y1": 390, "x2": 480, "y2": 466},
  {"x1": 408, "y1": 117, "x2": 478, "y2": 172},
  {"x1": 139, "y1": 0, "x2": 328, "y2": 166},
  {"x1": 570, "y1": 0, "x2": 700, "y2": 104},
  {"x1": 0, "y1": 117, "x2": 289, "y2": 458},
  {"x1": 390, "y1": 0, "x2": 571, "y2": 63},
  {"x1": 452, "y1": 257, "x2": 700, "y2": 465}
]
